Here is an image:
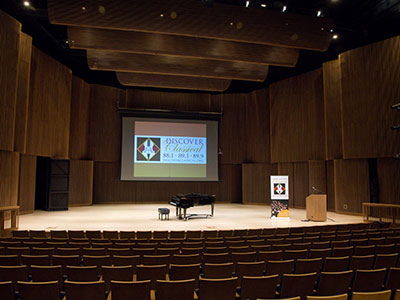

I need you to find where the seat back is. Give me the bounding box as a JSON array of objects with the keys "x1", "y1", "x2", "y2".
[
  {"x1": 136, "y1": 264, "x2": 168, "y2": 289},
  {"x1": 169, "y1": 263, "x2": 201, "y2": 286},
  {"x1": 295, "y1": 258, "x2": 323, "y2": 274},
  {"x1": 266, "y1": 259, "x2": 295, "y2": 279},
  {"x1": 30, "y1": 265, "x2": 63, "y2": 291},
  {"x1": 141, "y1": 254, "x2": 170, "y2": 266},
  {"x1": 0, "y1": 265, "x2": 28, "y2": 290},
  {"x1": 0, "y1": 254, "x2": 19, "y2": 265},
  {"x1": 203, "y1": 262, "x2": 234, "y2": 279},
  {"x1": 317, "y1": 270, "x2": 353, "y2": 296},
  {"x1": 112, "y1": 255, "x2": 140, "y2": 274},
  {"x1": 240, "y1": 275, "x2": 278, "y2": 300},
  {"x1": 307, "y1": 294, "x2": 348, "y2": 300},
  {"x1": 385, "y1": 267, "x2": 400, "y2": 290},
  {"x1": 352, "y1": 290, "x2": 392, "y2": 300},
  {"x1": 156, "y1": 279, "x2": 196, "y2": 300},
  {"x1": 51, "y1": 255, "x2": 80, "y2": 275},
  {"x1": 203, "y1": 252, "x2": 230, "y2": 264},
  {"x1": 280, "y1": 272, "x2": 318, "y2": 299},
  {"x1": 236, "y1": 261, "x2": 265, "y2": 284},
  {"x1": 110, "y1": 280, "x2": 150, "y2": 300},
  {"x1": 349, "y1": 255, "x2": 374, "y2": 271},
  {"x1": 374, "y1": 253, "x2": 398, "y2": 269},
  {"x1": 0, "y1": 281, "x2": 14, "y2": 300},
  {"x1": 101, "y1": 265, "x2": 134, "y2": 291},
  {"x1": 323, "y1": 256, "x2": 350, "y2": 272},
  {"x1": 198, "y1": 277, "x2": 238, "y2": 300},
  {"x1": 352, "y1": 268, "x2": 387, "y2": 292},
  {"x1": 18, "y1": 281, "x2": 60, "y2": 300},
  {"x1": 66, "y1": 266, "x2": 99, "y2": 282},
  {"x1": 64, "y1": 280, "x2": 106, "y2": 300}
]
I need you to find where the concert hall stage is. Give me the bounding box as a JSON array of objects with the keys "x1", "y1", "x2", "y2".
[{"x1": 18, "y1": 204, "x2": 364, "y2": 232}]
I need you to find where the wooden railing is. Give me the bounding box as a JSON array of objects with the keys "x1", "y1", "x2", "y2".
[
  {"x1": 362, "y1": 202, "x2": 400, "y2": 224},
  {"x1": 0, "y1": 206, "x2": 19, "y2": 236}
]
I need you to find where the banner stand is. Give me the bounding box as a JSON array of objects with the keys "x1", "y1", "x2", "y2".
[{"x1": 270, "y1": 175, "x2": 290, "y2": 219}]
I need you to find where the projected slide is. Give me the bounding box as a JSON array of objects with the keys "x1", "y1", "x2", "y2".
[{"x1": 121, "y1": 118, "x2": 218, "y2": 181}]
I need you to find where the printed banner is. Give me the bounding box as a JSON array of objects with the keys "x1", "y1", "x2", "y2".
[
  {"x1": 270, "y1": 175, "x2": 289, "y2": 218},
  {"x1": 134, "y1": 135, "x2": 207, "y2": 164}
]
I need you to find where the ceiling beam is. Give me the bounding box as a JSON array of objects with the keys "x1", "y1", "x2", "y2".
[
  {"x1": 117, "y1": 72, "x2": 231, "y2": 92},
  {"x1": 87, "y1": 50, "x2": 268, "y2": 82},
  {"x1": 48, "y1": 0, "x2": 333, "y2": 51},
  {"x1": 68, "y1": 27, "x2": 299, "y2": 67}
]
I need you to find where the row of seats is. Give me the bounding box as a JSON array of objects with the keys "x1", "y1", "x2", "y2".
[
  {"x1": 8, "y1": 222, "x2": 394, "y2": 240},
  {"x1": 1, "y1": 264, "x2": 400, "y2": 299}
]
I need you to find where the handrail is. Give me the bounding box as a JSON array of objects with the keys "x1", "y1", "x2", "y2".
[{"x1": 362, "y1": 202, "x2": 400, "y2": 224}]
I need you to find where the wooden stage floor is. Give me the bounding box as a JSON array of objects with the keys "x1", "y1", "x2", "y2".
[{"x1": 17, "y1": 204, "x2": 364, "y2": 232}]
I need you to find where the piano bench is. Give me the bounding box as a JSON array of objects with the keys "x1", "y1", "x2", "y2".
[{"x1": 158, "y1": 208, "x2": 170, "y2": 220}]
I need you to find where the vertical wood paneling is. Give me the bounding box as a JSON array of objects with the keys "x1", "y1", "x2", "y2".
[
  {"x1": 69, "y1": 160, "x2": 94, "y2": 206},
  {"x1": 18, "y1": 155, "x2": 36, "y2": 214},
  {"x1": 277, "y1": 163, "x2": 294, "y2": 207},
  {"x1": 93, "y1": 162, "x2": 241, "y2": 203},
  {"x1": 219, "y1": 93, "x2": 247, "y2": 164},
  {"x1": 69, "y1": 76, "x2": 90, "y2": 159},
  {"x1": 377, "y1": 158, "x2": 400, "y2": 205},
  {"x1": 293, "y1": 162, "x2": 309, "y2": 208},
  {"x1": 26, "y1": 47, "x2": 72, "y2": 158},
  {"x1": 0, "y1": 11, "x2": 20, "y2": 151},
  {"x1": 244, "y1": 89, "x2": 270, "y2": 163},
  {"x1": 126, "y1": 89, "x2": 212, "y2": 112},
  {"x1": 14, "y1": 32, "x2": 32, "y2": 153},
  {"x1": 242, "y1": 163, "x2": 277, "y2": 204},
  {"x1": 308, "y1": 160, "x2": 327, "y2": 195},
  {"x1": 270, "y1": 69, "x2": 325, "y2": 163},
  {"x1": 0, "y1": 151, "x2": 20, "y2": 208},
  {"x1": 340, "y1": 36, "x2": 400, "y2": 159},
  {"x1": 323, "y1": 59, "x2": 343, "y2": 160},
  {"x1": 88, "y1": 85, "x2": 125, "y2": 162},
  {"x1": 326, "y1": 161, "x2": 336, "y2": 211},
  {"x1": 334, "y1": 159, "x2": 370, "y2": 214}
]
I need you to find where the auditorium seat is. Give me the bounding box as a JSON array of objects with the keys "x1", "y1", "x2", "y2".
[
  {"x1": 169, "y1": 263, "x2": 201, "y2": 286},
  {"x1": 351, "y1": 290, "x2": 391, "y2": 300},
  {"x1": 171, "y1": 254, "x2": 202, "y2": 265},
  {"x1": 331, "y1": 240, "x2": 350, "y2": 248},
  {"x1": 332, "y1": 246, "x2": 354, "y2": 257},
  {"x1": 0, "y1": 281, "x2": 14, "y2": 300},
  {"x1": 203, "y1": 252, "x2": 230, "y2": 264},
  {"x1": 203, "y1": 262, "x2": 234, "y2": 279},
  {"x1": 137, "y1": 242, "x2": 158, "y2": 249},
  {"x1": 18, "y1": 281, "x2": 60, "y2": 300},
  {"x1": 295, "y1": 258, "x2": 323, "y2": 274},
  {"x1": 258, "y1": 250, "x2": 283, "y2": 262},
  {"x1": 265, "y1": 259, "x2": 295, "y2": 280},
  {"x1": 312, "y1": 241, "x2": 330, "y2": 249},
  {"x1": 307, "y1": 294, "x2": 348, "y2": 300},
  {"x1": 218, "y1": 230, "x2": 234, "y2": 238},
  {"x1": 131, "y1": 247, "x2": 157, "y2": 257},
  {"x1": 250, "y1": 244, "x2": 271, "y2": 252},
  {"x1": 283, "y1": 249, "x2": 308, "y2": 260},
  {"x1": 50, "y1": 230, "x2": 68, "y2": 239},
  {"x1": 66, "y1": 266, "x2": 99, "y2": 282},
  {"x1": 280, "y1": 272, "x2": 318, "y2": 299},
  {"x1": 108, "y1": 247, "x2": 132, "y2": 257},
  {"x1": 157, "y1": 247, "x2": 180, "y2": 256},
  {"x1": 112, "y1": 255, "x2": 140, "y2": 273},
  {"x1": 240, "y1": 275, "x2": 278, "y2": 300},
  {"x1": 376, "y1": 244, "x2": 396, "y2": 254},
  {"x1": 234, "y1": 229, "x2": 248, "y2": 237},
  {"x1": 82, "y1": 255, "x2": 112, "y2": 275},
  {"x1": 136, "y1": 264, "x2": 168, "y2": 289},
  {"x1": 231, "y1": 251, "x2": 257, "y2": 265},
  {"x1": 68, "y1": 230, "x2": 85, "y2": 239},
  {"x1": 102, "y1": 230, "x2": 119, "y2": 240},
  {"x1": 369, "y1": 237, "x2": 386, "y2": 245},
  {"x1": 64, "y1": 280, "x2": 106, "y2": 300},
  {"x1": 0, "y1": 265, "x2": 29, "y2": 291},
  {"x1": 352, "y1": 268, "x2": 387, "y2": 292},
  {"x1": 101, "y1": 265, "x2": 134, "y2": 291},
  {"x1": 110, "y1": 280, "x2": 151, "y2": 300},
  {"x1": 186, "y1": 230, "x2": 202, "y2": 239},
  {"x1": 182, "y1": 241, "x2": 203, "y2": 248},
  {"x1": 198, "y1": 277, "x2": 238, "y2": 300},
  {"x1": 181, "y1": 248, "x2": 204, "y2": 256},
  {"x1": 156, "y1": 278, "x2": 196, "y2": 300},
  {"x1": 12, "y1": 230, "x2": 29, "y2": 238},
  {"x1": 226, "y1": 239, "x2": 247, "y2": 247},
  {"x1": 6, "y1": 246, "x2": 30, "y2": 257},
  {"x1": 169, "y1": 231, "x2": 185, "y2": 239},
  {"x1": 247, "y1": 228, "x2": 263, "y2": 236},
  {"x1": 0, "y1": 254, "x2": 19, "y2": 265},
  {"x1": 141, "y1": 254, "x2": 170, "y2": 266},
  {"x1": 30, "y1": 265, "x2": 63, "y2": 291},
  {"x1": 349, "y1": 255, "x2": 375, "y2": 270},
  {"x1": 203, "y1": 230, "x2": 218, "y2": 238},
  {"x1": 354, "y1": 245, "x2": 375, "y2": 256},
  {"x1": 31, "y1": 247, "x2": 55, "y2": 256},
  {"x1": 316, "y1": 270, "x2": 353, "y2": 296},
  {"x1": 308, "y1": 248, "x2": 332, "y2": 259},
  {"x1": 374, "y1": 253, "x2": 398, "y2": 269},
  {"x1": 322, "y1": 256, "x2": 350, "y2": 272},
  {"x1": 236, "y1": 261, "x2": 265, "y2": 284},
  {"x1": 205, "y1": 246, "x2": 229, "y2": 254},
  {"x1": 56, "y1": 247, "x2": 80, "y2": 256},
  {"x1": 29, "y1": 230, "x2": 47, "y2": 239},
  {"x1": 119, "y1": 231, "x2": 135, "y2": 240}
]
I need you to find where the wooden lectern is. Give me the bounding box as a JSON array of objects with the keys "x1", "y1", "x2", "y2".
[{"x1": 306, "y1": 194, "x2": 327, "y2": 222}]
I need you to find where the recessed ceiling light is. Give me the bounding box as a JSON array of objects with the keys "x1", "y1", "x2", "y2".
[
  {"x1": 261, "y1": 3, "x2": 267, "y2": 8},
  {"x1": 317, "y1": 10, "x2": 322, "y2": 17},
  {"x1": 333, "y1": 34, "x2": 338, "y2": 39},
  {"x1": 245, "y1": 1, "x2": 250, "y2": 8},
  {"x1": 282, "y1": 5, "x2": 287, "y2": 12},
  {"x1": 23, "y1": 1, "x2": 30, "y2": 7}
]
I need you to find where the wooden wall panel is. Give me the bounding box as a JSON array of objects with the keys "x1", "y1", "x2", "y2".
[
  {"x1": 242, "y1": 163, "x2": 277, "y2": 204},
  {"x1": 340, "y1": 36, "x2": 400, "y2": 159},
  {"x1": 69, "y1": 76, "x2": 90, "y2": 159},
  {"x1": 26, "y1": 47, "x2": 72, "y2": 158},
  {"x1": 334, "y1": 159, "x2": 370, "y2": 214},
  {"x1": 0, "y1": 11, "x2": 20, "y2": 151},
  {"x1": 377, "y1": 158, "x2": 400, "y2": 205},
  {"x1": 277, "y1": 163, "x2": 294, "y2": 207},
  {"x1": 93, "y1": 162, "x2": 241, "y2": 203},
  {"x1": 244, "y1": 89, "x2": 270, "y2": 163},
  {"x1": 326, "y1": 161, "x2": 336, "y2": 211},
  {"x1": 18, "y1": 155, "x2": 36, "y2": 214},
  {"x1": 293, "y1": 162, "x2": 308, "y2": 208},
  {"x1": 14, "y1": 33, "x2": 32, "y2": 153},
  {"x1": 69, "y1": 160, "x2": 94, "y2": 206},
  {"x1": 270, "y1": 69, "x2": 325, "y2": 163},
  {"x1": 88, "y1": 85, "x2": 125, "y2": 162},
  {"x1": 308, "y1": 160, "x2": 327, "y2": 195},
  {"x1": 323, "y1": 59, "x2": 343, "y2": 160},
  {"x1": 125, "y1": 89, "x2": 212, "y2": 112},
  {"x1": 0, "y1": 151, "x2": 20, "y2": 208},
  {"x1": 218, "y1": 93, "x2": 247, "y2": 164}
]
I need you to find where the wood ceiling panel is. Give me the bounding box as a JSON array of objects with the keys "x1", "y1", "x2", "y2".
[
  {"x1": 117, "y1": 73, "x2": 231, "y2": 92},
  {"x1": 87, "y1": 50, "x2": 268, "y2": 81},
  {"x1": 68, "y1": 27, "x2": 299, "y2": 67},
  {"x1": 48, "y1": 0, "x2": 332, "y2": 51}
]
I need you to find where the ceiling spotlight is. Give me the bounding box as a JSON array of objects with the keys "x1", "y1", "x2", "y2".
[
  {"x1": 332, "y1": 34, "x2": 338, "y2": 39},
  {"x1": 330, "y1": 29, "x2": 333, "y2": 32},
  {"x1": 282, "y1": 5, "x2": 287, "y2": 12},
  {"x1": 317, "y1": 10, "x2": 322, "y2": 17},
  {"x1": 261, "y1": 3, "x2": 267, "y2": 7},
  {"x1": 23, "y1": 1, "x2": 30, "y2": 7},
  {"x1": 245, "y1": 1, "x2": 250, "y2": 8}
]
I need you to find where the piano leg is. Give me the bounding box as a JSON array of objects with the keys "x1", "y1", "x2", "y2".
[
  {"x1": 183, "y1": 208, "x2": 188, "y2": 221},
  {"x1": 176, "y1": 206, "x2": 178, "y2": 216},
  {"x1": 211, "y1": 203, "x2": 214, "y2": 216}
]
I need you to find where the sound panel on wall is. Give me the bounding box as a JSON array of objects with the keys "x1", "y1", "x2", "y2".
[
  {"x1": 242, "y1": 163, "x2": 277, "y2": 204},
  {"x1": 0, "y1": 151, "x2": 20, "y2": 208},
  {"x1": 18, "y1": 154, "x2": 36, "y2": 214},
  {"x1": 69, "y1": 160, "x2": 94, "y2": 206}
]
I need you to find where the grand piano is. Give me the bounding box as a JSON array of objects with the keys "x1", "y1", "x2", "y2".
[{"x1": 169, "y1": 193, "x2": 215, "y2": 221}]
